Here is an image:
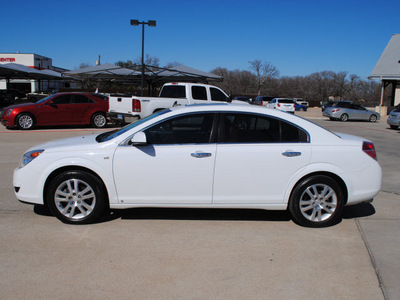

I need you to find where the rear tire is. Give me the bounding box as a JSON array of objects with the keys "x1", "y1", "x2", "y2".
[
  {"x1": 288, "y1": 175, "x2": 345, "y2": 227},
  {"x1": 91, "y1": 112, "x2": 107, "y2": 128},
  {"x1": 340, "y1": 114, "x2": 348, "y2": 122}
]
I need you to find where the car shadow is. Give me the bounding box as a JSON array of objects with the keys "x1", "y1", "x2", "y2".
[
  {"x1": 342, "y1": 202, "x2": 376, "y2": 219},
  {"x1": 114, "y1": 207, "x2": 291, "y2": 222},
  {"x1": 6, "y1": 123, "x2": 121, "y2": 131},
  {"x1": 33, "y1": 203, "x2": 375, "y2": 225}
]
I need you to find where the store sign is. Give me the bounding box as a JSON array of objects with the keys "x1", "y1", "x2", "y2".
[{"x1": 0, "y1": 57, "x2": 16, "y2": 62}]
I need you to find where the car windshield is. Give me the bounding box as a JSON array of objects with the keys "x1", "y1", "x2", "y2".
[
  {"x1": 35, "y1": 94, "x2": 56, "y2": 104},
  {"x1": 394, "y1": 107, "x2": 400, "y2": 113},
  {"x1": 96, "y1": 109, "x2": 171, "y2": 142}
]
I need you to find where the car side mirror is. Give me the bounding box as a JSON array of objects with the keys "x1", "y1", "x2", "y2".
[
  {"x1": 130, "y1": 132, "x2": 147, "y2": 146},
  {"x1": 47, "y1": 100, "x2": 55, "y2": 106}
]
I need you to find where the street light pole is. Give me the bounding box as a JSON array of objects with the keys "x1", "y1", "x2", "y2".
[{"x1": 130, "y1": 19, "x2": 156, "y2": 96}]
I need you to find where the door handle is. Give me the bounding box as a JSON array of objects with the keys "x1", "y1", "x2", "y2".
[
  {"x1": 191, "y1": 152, "x2": 212, "y2": 158},
  {"x1": 282, "y1": 151, "x2": 301, "y2": 157}
]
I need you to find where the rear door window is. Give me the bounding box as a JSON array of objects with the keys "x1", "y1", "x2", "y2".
[{"x1": 192, "y1": 86, "x2": 208, "y2": 100}]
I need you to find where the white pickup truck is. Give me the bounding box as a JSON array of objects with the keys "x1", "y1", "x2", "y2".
[{"x1": 108, "y1": 82, "x2": 231, "y2": 124}]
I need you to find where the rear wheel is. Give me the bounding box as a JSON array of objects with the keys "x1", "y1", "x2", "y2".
[
  {"x1": 288, "y1": 175, "x2": 345, "y2": 227},
  {"x1": 340, "y1": 114, "x2": 348, "y2": 122},
  {"x1": 369, "y1": 114, "x2": 377, "y2": 122},
  {"x1": 91, "y1": 112, "x2": 107, "y2": 128},
  {"x1": 46, "y1": 170, "x2": 108, "y2": 224},
  {"x1": 16, "y1": 113, "x2": 35, "y2": 130}
]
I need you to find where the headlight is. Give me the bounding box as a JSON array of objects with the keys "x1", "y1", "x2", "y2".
[
  {"x1": 19, "y1": 150, "x2": 44, "y2": 168},
  {"x1": 5, "y1": 108, "x2": 14, "y2": 116}
]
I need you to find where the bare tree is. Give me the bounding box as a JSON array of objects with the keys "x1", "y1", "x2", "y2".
[{"x1": 249, "y1": 60, "x2": 279, "y2": 95}]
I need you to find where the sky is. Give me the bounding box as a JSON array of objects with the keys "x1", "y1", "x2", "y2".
[{"x1": 1, "y1": 0, "x2": 399, "y2": 79}]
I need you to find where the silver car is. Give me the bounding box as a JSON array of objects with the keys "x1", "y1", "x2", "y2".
[
  {"x1": 387, "y1": 107, "x2": 400, "y2": 129},
  {"x1": 323, "y1": 103, "x2": 380, "y2": 122}
]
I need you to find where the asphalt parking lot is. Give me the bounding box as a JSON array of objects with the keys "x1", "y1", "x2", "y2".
[{"x1": 0, "y1": 108, "x2": 399, "y2": 299}]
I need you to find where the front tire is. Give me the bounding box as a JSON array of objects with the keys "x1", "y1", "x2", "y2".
[
  {"x1": 390, "y1": 125, "x2": 399, "y2": 130},
  {"x1": 46, "y1": 171, "x2": 108, "y2": 224},
  {"x1": 16, "y1": 113, "x2": 35, "y2": 130},
  {"x1": 288, "y1": 175, "x2": 345, "y2": 227},
  {"x1": 91, "y1": 112, "x2": 107, "y2": 128},
  {"x1": 369, "y1": 114, "x2": 377, "y2": 122}
]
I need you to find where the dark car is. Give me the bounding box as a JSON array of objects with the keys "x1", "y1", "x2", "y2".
[
  {"x1": 1, "y1": 92, "x2": 109, "y2": 130},
  {"x1": 0, "y1": 89, "x2": 26, "y2": 106},
  {"x1": 253, "y1": 96, "x2": 275, "y2": 106}
]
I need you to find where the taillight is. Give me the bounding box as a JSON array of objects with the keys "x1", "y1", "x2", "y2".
[
  {"x1": 332, "y1": 109, "x2": 340, "y2": 113},
  {"x1": 278, "y1": 103, "x2": 281, "y2": 107},
  {"x1": 132, "y1": 99, "x2": 141, "y2": 112},
  {"x1": 363, "y1": 141, "x2": 377, "y2": 159},
  {"x1": 260, "y1": 101, "x2": 263, "y2": 106}
]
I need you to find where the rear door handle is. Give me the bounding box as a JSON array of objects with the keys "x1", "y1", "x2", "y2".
[
  {"x1": 191, "y1": 152, "x2": 212, "y2": 158},
  {"x1": 282, "y1": 151, "x2": 301, "y2": 157}
]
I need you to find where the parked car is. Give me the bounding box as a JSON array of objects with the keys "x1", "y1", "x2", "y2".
[
  {"x1": 387, "y1": 106, "x2": 400, "y2": 129},
  {"x1": 323, "y1": 103, "x2": 380, "y2": 122},
  {"x1": 293, "y1": 98, "x2": 309, "y2": 108},
  {"x1": 14, "y1": 104, "x2": 381, "y2": 227},
  {"x1": 0, "y1": 89, "x2": 26, "y2": 105},
  {"x1": 27, "y1": 92, "x2": 53, "y2": 103},
  {"x1": 321, "y1": 100, "x2": 352, "y2": 112},
  {"x1": 253, "y1": 96, "x2": 275, "y2": 106},
  {"x1": 295, "y1": 102, "x2": 307, "y2": 111},
  {"x1": 266, "y1": 98, "x2": 295, "y2": 113},
  {"x1": 1, "y1": 92, "x2": 109, "y2": 129}
]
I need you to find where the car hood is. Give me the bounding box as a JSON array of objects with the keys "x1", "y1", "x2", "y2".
[
  {"x1": 3, "y1": 102, "x2": 37, "y2": 110},
  {"x1": 27, "y1": 133, "x2": 104, "y2": 153}
]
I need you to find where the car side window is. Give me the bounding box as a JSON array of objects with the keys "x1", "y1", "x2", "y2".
[
  {"x1": 144, "y1": 113, "x2": 215, "y2": 144},
  {"x1": 72, "y1": 95, "x2": 92, "y2": 104},
  {"x1": 192, "y1": 86, "x2": 208, "y2": 100},
  {"x1": 210, "y1": 87, "x2": 228, "y2": 102},
  {"x1": 52, "y1": 95, "x2": 71, "y2": 105},
  {"x1": 220, "y1": 113, "x2": 308, "y2": 143}
]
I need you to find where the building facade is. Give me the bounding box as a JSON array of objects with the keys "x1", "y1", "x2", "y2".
[{"x1": 0, "y1": 53, "x2": 70, "y2": 93}]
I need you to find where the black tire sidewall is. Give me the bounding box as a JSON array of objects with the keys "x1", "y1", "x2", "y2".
[
  {"x1": 288, "y1": 175, "x2": 345, "y2": 227},
  {"x1": 46, "y1": 171, "x2": 107, "y2": 224}
]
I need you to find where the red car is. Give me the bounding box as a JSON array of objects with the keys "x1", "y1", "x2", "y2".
[{"x1": 1, "y1": 92, "x2": 109, "y2": 130}]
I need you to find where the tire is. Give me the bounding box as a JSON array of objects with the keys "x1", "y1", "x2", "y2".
[
  {"x1": 288, "y1": 175, "x2": 345, "y2": 227},
  {"x1": 369, "y1": 114, "x2": 377, "y2": 122},
  {"x1": 390, "y1": 125, "x2": 399, "y2": 130},
  {"x1": 91, "y1": 112, "x2": 107, "y2": 128},
  {"x1": 16, "y1": 113, "x2": 35, "y2": 130},
  {"x1": 340, "y1": 114, "x2": 349, "y2": 122},
  {"x1": 46, "y1": 170, "x2": 108, "y2": 224}
]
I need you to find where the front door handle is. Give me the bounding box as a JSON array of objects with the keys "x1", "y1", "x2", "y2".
[
  {"x1": 191, "y1": 152, "x2": 212, "y2": 158},
  {"x1": 282, "y1": 151, "x2": 301, "y2": 157}
]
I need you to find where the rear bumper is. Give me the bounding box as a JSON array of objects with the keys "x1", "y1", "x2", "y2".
[{"x1": 108, "y1": 112, "x2": 140, "y2": 124}]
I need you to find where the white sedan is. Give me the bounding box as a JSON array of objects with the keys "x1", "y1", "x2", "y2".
[{"x1": 14, "y1": 104, "x2": 382, "y2": 227}]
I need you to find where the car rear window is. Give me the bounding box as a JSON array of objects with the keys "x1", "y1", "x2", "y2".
[
  {"x1": 278, "y1": 99, "x2": 294, "y2": 104},
  {"x1": 160, "y1": 86, "x2": 186, "y2": 98}
]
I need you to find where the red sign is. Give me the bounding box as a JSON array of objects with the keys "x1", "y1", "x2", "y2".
[{"x1": 0, "y1": 58, "x2": 16, "y2": 62}]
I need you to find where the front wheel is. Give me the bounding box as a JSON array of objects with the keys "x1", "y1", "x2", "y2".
[
  {"x1": 16, "y1": 113, "x2": 35, "y2": 130},
  {"x1": 390, "y1": 125, "x2": 399, "y2": 130},
  {"x1": 91, "y1": 112, "x2": 107, "y2": 128},
  {"x1": 369, "y1": 114, "x2": 377, "y2": 122},
  {"x1": 46, "y1": 171, "x2": 108, "y2": 224},
  {"x1": 288, "y1": 175, "x2": 345, "y2": 227}
]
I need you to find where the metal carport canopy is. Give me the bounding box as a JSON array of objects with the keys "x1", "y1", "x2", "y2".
[
  {"x1": 63, "y1": 64, "x2": 222, "y2": 84},
  {"x1": 0, "y1": 63, "x2": 63, "y2": 80}
]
